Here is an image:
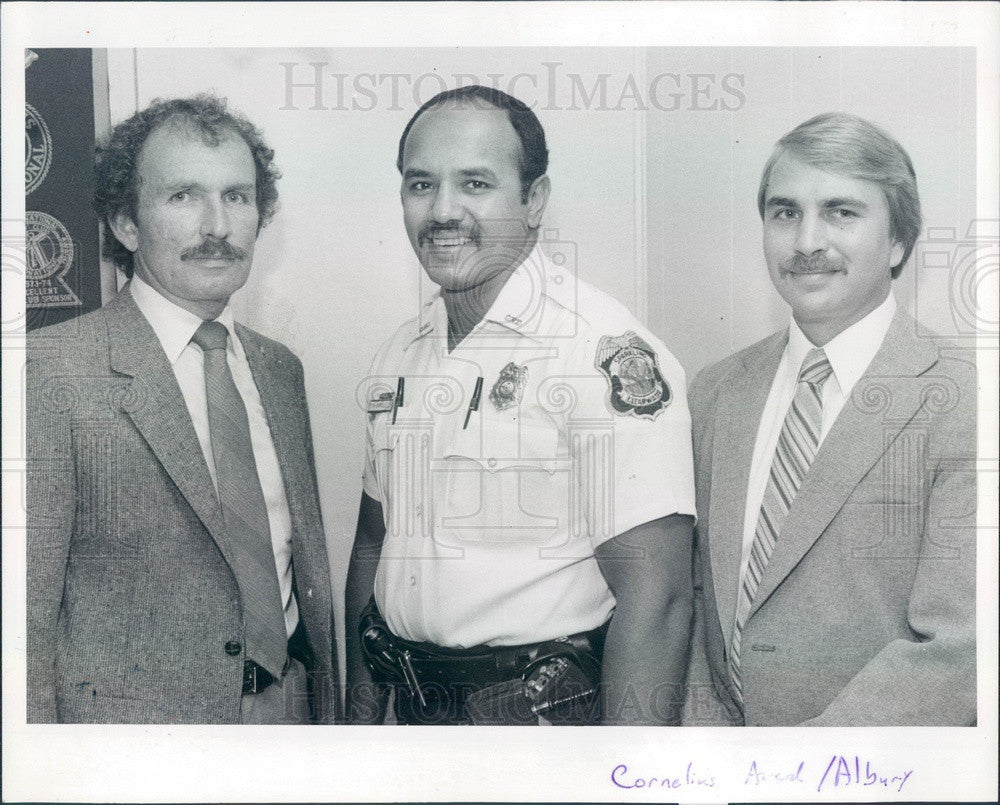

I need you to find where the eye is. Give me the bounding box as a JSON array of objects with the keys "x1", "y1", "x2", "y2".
[
  {"x1": 772, "y1": 208, "x2": 799, "y2": 221},
  {"x1": 225, "y1": 191, "x2": 251, "y2": 204},
  {"x1": 464, "y1": 180, "x2": 490, "y2": 191},
  {"x1": 831, "y1": 207, "x2": 859, "y2": 220},
  {"x1": 170, "y1": 190, "x2": 191, "y2": 203},
  {"x1": 407, "y1": 181, "x2": 433, "y2": 193}
]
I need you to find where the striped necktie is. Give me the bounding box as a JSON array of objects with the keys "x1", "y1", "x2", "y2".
[
  {"x1": 729, "y1": 347, "x2": 833, "y2": 705},
  {"x1": 192, "y1": 321, "x2": 288, "y2": 679}
]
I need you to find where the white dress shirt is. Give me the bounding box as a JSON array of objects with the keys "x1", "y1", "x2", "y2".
[
  {"x1": 130, "y1": 275, "x2": 298, "y2": 637},
  {"x1": 736, "y1": 293, "x2": 898, "y2": 628}
]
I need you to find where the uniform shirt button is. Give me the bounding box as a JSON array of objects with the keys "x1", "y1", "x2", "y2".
[
  {"x1": 409, "y1": 575, "x2": 416, "y2": 587},
  {"x1": 487, "y1": 458, "x2": 497, "y2": 468},
  {"x1": 306, "y1": 587, "x2": 314, "y2": 598},
  {"x1": 224, "y1": 641, "x2": 242, "y2": 656},
  {"x1": 415, "y1": 505, "x2": 422, "y2": 516}
]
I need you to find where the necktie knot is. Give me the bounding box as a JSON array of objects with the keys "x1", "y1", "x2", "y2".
[
  {"x1": 192, "y1": 320, "x2": 229, "y2": 352},
  {"x1": 799, "y1": 348, "x2": 833, "y2": 387}
]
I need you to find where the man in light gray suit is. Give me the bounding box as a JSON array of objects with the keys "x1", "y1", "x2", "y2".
[
  {"x1": 27, "y1": 95, "x2": 339, "y2": 723},
  {"x1": 687, "y1": 112, "x2": 976, "y2": 726}
]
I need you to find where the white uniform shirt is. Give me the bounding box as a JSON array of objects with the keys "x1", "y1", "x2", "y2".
[
  {"x1": 736, "y1": 292, "x2": 898, "y2": 628},
  {"x1": 130, "y1": 275, "x2": 299, "y2": 637},
  {"x1": 362, "y1": 246, "x2": 696, "y2": 647}
]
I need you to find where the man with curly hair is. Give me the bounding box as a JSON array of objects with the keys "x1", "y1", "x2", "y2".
[{"x1": 27, "y1": 95, "x2": 339, "y2": 724}]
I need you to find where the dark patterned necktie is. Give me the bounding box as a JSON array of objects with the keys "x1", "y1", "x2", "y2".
[
  {"x1": 729, "y1": 347, "x2": 833, "y2": 704},
  {"x1": 191, "y1": 320, "x2": 287, "y2": 678}
]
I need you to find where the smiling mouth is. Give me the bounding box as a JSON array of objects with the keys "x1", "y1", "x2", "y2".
[{"x1": 424, "y1": 234, "x2": 473, "y2": 248}]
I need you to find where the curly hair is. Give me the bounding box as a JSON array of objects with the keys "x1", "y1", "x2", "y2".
[
  {"x1": 94, "y1": 94, "x2": 280, "y2": 277},
  {"x1": 396, "y1": 85, "x2": 548, "y2": 203}
]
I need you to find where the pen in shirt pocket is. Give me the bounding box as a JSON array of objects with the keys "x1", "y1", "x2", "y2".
[
  {"x1": 463, "y1": 376, "x2": 484, "y2": 429},
  {"x1": 391, "y1": 377, "x2": 405, "y2": 424}
]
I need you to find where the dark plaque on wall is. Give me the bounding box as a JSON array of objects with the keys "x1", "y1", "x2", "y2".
[{"x1": 25, "y1": 48, "x2": 102, "y2": 331}]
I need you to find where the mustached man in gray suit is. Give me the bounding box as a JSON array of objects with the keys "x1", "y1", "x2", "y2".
[
  {"x1": 687, "y1": 113, "x2": 976, "y2": 726},
  {"x1": 27, "y1": 95, "x2": 339, "y2": 724}
]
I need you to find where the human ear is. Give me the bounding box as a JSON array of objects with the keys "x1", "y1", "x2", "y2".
[
  {"x1": 108, "y1": 211, "x2": 139, "y2": 252},
  {"x1": 525, "y1": 175, "x2": 551, "y2": 229}
]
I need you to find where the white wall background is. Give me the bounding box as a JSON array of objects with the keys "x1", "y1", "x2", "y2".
[
  {"x1": 645, "y1": 47, "x2": 977, "y2": 371},
  {"x1": 106, "y1": 47, "x2": 975, "y2": 672}
]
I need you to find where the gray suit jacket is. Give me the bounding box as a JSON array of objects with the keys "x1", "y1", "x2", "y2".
[
  {"x1": 687, "y1": 309, "x2": 976, "y2": 726},
  {"x1": 27, "y1": 288, "x2": 340, "y2": 723}
]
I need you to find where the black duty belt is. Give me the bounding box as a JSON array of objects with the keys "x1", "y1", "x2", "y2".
[{"x1": 359, "y1": 597, "x2": 607, "y2": 705}]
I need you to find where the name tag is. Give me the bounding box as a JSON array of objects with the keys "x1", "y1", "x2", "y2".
[{"x1": 367, "y1": 391, "x2": 395, "y2": 414}]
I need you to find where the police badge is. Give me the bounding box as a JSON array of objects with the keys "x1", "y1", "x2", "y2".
[
  {"x1": 489, "y1": 362, "x2": 528, "y2": 411},
  {"x1": 596, "y1": 331, "x2": 671, "y2": 419}
]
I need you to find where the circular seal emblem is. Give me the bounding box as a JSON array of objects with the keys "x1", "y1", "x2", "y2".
[
  {"x1": 614, "y1": 350, "x2": 661, "y2": 406},
  {"x1": 596, "y1": 331, "x2": 671, "y2": 420},
  {"x1": 26, "y1": 211, "x2": 74, "y2": 281},
  {"x1": 25, "y1": 104, "x2": 53, "y2": 195}
]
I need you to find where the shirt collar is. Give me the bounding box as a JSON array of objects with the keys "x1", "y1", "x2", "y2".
[
  {"x1": 129, "y1": 274, "x2": 241, "y2": 364},
  {"x1": 405, "y1": 292, "x2": 447, "y2": 351},
  {"x1": 405, "y1": 243, "x2": 551, "y2": 350},
  {"x1": 479, "y1": 244, "x2": 549, "y2": 340},
  {"x1": 787, "y1": 292, "x2": 897, "y2": 396}
]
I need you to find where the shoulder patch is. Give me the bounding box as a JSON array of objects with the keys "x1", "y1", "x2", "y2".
[{"x1": 596, "y1": 331, "x2": 671, "y2": 419}]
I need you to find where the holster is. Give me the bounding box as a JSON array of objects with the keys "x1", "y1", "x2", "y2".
[{"x1": 358, "y1": 597, "x2": 603, "y2": 725}]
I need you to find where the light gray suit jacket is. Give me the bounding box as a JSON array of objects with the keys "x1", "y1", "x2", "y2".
[
  {"x1": 27, "y1": 287, "x2": 340, "y2": 723},
  {"x1": 687, "y1": 309, "x2": 976, "y2": 726}
]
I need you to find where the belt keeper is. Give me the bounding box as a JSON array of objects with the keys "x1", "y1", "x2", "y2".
[{"x1": 398, "y1": 650, "x2": 427, "y2": 707}]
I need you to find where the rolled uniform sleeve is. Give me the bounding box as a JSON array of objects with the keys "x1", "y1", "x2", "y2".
[
  {"x1": 362, "y1": 412, "x2": 381, "y2": 503},
  {"x1": 569, "y1": 318, "x2": 696, "y2": 548},
  {"x1": 361, "y1": 351, "x2": 390, "y2": 503}
]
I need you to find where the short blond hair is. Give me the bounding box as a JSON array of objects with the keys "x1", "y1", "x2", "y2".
[{"x1": 757, "y1": 112, "x2": 921, "y2": 279}]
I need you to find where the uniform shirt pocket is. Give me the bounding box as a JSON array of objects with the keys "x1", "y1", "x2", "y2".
[
  {"x1": 373, "y1": 417, "x2": 434, "y2": 540},
  {"x1": 439, "y1": 419, "x2": 564, "y2": 544}
]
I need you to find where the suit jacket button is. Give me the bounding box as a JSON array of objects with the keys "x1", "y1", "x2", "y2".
[
  {"x1": 224, "y1": 641, "x2": 242, "y2": 656},
  {"x1": 306, "y1": 588, "x2": 314, "y2": 598}
]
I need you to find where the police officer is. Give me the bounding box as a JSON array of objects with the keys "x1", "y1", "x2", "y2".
[{"x1": 346, "y1": 86, "x2": 696, "y2": 725}]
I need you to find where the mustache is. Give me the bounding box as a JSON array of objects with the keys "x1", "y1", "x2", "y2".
[
  {"x1": 181, "y1": 238, "x2": 246, "y2": 261},
  {"x1": 780, "y1": 253, "x2": 845, "y2": 274},
  {"x1": 417, "y1": 222, "x2": 482, "y2": 247}
]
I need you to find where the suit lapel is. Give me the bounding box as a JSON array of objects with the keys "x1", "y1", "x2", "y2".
[
  {"x1": 748, "y1": 310, "x2": 940, "y2": 619},
  {"x1": 708, "y1": 331, "x2": 787, "y2": 649},
  {"x1": 105, "y1": 289, "x2": 233, "y2": 564}
]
